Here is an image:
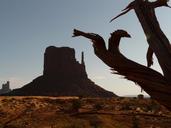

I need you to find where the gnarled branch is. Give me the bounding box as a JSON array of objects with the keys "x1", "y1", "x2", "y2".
[
  {"x1": 111, "y1": 0, "x2": 171, "y2": 81},
  {"x1": 73, "y1": 0, "x2": 171, "y2": 111},
  {"x1": 73, "y1": 29, "x2": 171, "y2": 111}
]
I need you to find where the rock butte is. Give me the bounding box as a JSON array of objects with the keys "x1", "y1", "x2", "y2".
[{"x1": 4, "y1": 46, "x2": 116, "y2": 97}]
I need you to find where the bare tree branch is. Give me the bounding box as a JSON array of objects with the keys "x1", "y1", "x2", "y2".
[{"x1": 73, "y1": 0, "x2": 171, "y2": 111}]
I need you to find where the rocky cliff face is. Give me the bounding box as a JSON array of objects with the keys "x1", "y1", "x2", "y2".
[{"x1": 4, "y1": 46, "x2": 116, "y2": 97}]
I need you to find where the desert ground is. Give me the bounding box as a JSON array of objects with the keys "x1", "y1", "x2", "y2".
[{"x1": 0, "y1": 96, "x2": 171, "y2": 128}]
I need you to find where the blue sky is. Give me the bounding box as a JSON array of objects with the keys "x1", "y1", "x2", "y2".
[{"x1": 0, "y1": 0, "x2": 171, "y2": 96}]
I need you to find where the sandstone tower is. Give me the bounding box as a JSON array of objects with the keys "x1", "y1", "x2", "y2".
[
  {"x1": 43, "y1": 46, "x2": 87, "y2": 79},
  {"x1": 0, "y1": 81, "x2": 11, "y2": 94},
  {"x1": 4, "y1": 46, "x2": 116, "y2": 97}
]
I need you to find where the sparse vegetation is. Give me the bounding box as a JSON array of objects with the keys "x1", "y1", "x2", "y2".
[
  {"x1": 93, "y1": 103, "x2": 103, "y2": 111},
  {"x1": 122, "y1": 104, "x2": 130, "y2": 111},
  {"x1": 132, "y1": 116, "x2": 139, "y2": 128},
  {"x1": 71, "y1": 99, "x2": 82, "y2": 112},
  {"x1": 0, "y1": 96, "x2": 171, "y2": 128},
  {"x1": 89, "y1": 118, "x2": 102, "y2": 128},
  {"x1": 142, "y1": 100, "x2": 161, "y2": 114}
]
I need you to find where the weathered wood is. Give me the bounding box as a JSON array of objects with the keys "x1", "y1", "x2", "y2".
[
  {"x1": 73, "y1": 29, "x2": 171, "y2": 111},
  {"x1": 112, "y1": 0, "x2": 171, "y2": 81},
  {"x1": 73, "y1": 0, "x2": 171, "y2": 111},
  {"x1": 110, "y1": 0, "x2": 171, "y2": 110},
  {"x1": 146, "y1": 46, "x2": 153, "y2": 67}
]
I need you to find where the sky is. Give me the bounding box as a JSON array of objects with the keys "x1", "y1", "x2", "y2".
[{"x1": 0, "y1": 0, "x2": 171, "y2": 96}]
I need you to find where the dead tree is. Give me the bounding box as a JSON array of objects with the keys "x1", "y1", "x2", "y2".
[{"x1": 73, "y1": 0, "x2": 171, "y2": 111}]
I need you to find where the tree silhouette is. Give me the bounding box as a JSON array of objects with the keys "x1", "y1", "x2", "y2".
[{"x1": 73, "y1": 0, "x2": 171, "y2": 111}]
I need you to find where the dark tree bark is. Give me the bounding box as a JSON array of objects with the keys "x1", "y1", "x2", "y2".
[{"x1": 73, "y1": 0, "x2": 171, "y2": 111}]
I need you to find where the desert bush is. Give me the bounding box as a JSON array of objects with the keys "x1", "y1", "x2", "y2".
[
  {"x1": 132, "y1": 116, "x2": 139, "y2": 128},
  {"x1": 71, "y1": 99, "x2": 81, "y2": 112},
  {"x1": 1, "y1": 99, "x2": 8, "y2": 103},
  {"x1": 93, "y1": 103, "x2": 103, "y2": 111},
  {"x1": 0, "y1": 111, "x2": 6, "y2": 118},
  {"x1": 122, "y1": 104, "x2": 131, "y2": 110},
  {"x1": 89, "y1": 118, "x2": 102, "y2": 128},
  {"x1": 137, "y1": 94, "x2": 144, "y2": 100},
  {"x1": 146, "y1": 100, "x2": 161, "y2": 112}
]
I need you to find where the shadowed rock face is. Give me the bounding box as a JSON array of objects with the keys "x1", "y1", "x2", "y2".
[
  {"x1": 43, "y1": 46, "x2": 87, "y2": 79},
  {"x1": 4, "y1": 46, "x2": 116, "y2": 97}
]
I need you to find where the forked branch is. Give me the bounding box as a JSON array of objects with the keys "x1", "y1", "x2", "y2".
[
  {"x1": 73, "y1": 0, "x2": 171, "y2": 111},
  {"x1": 73, "y1": 29, "x2": 171, "y2": 110},
  {"x1": 111, "y1": 0, "x2": 171, "y2": 81}
]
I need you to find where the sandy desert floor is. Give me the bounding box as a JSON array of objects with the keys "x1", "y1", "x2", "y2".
[{"x1": 0, "y1": 96, "x2": 171, "y2": 128}]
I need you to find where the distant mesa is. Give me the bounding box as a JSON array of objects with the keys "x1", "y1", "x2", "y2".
[
  {"x1": 3, "y1": 46, "x2": 116, "y2": 97},
  {"x1": 0, "y1": 81, "x2": 11, "y2": 95}
]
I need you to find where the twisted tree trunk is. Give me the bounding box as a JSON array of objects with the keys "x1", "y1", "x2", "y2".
[{"x1": 73, "y1": 0, "x2": 171, "y2": 111}]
